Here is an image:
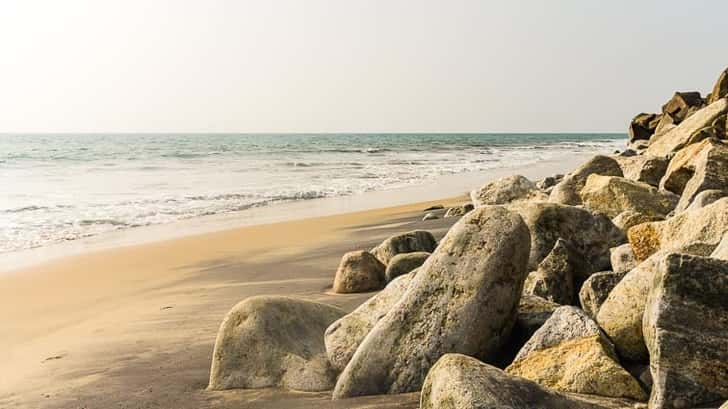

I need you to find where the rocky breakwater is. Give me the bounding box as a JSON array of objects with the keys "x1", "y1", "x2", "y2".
[{"x1": 206, "y1": 66, "x2": 728, "y2": 409}]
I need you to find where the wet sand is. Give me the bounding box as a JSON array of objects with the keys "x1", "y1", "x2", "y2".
[{"x1": 0, "y1": 197, "x2": 463, "y2": 409}]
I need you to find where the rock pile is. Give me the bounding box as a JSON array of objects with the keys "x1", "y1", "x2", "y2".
[{"x1": 207, "y1": 67, "x2": 728, "y2": 409}]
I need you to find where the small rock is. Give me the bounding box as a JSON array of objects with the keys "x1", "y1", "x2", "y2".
[
  {"x1": 333, "y1": 206, "x2": 531, "y2": 398},
  {"x1": 370, "y1": 230, "x2": 437, "y2": 266},
  {"x1": 443, "y1": 203, "x2": 473, "y2": 218},
  {"x1": 643, "y1": 253, "x2": 728, "y2": 408},
  {"x1": 422, "y1": 354, "x2": 646, "y2": 409},
  {"x1": 422, "y1": 212, "x2": 438, "y2": 221},
  {"x1": 610, "y1": 243, "x2": 637, "y2": 274},
  {"x1": 423, "y1": 205, "x2": 444, "y2": 211},
  {"x1": 506, "y1": 306, "x2": 646, "y2": 401},
  {"x1": 384, "y1": 251, "x2": 429, "y2": 282},
  {"x1": 325, "y1": 273, "x2": 414, "y2": 372},
  {"x1": 628, "y1": 113, "x2": 660, "y2": 143},
  {"x1": 611, "y1": 210, "x2": 663, "y2": 233},
  {"x1": 332, "y1": 250, "x2": 386, "y2": 294},
  {"x1": 470, "y1": 175, "x2": 547, "y2": 207},
  {"x1": 579, "y1": 270, "x2": 627, "y2": 318},
  {"x1": 208, "y1": 296, "x2": 345, "y2": 391}
]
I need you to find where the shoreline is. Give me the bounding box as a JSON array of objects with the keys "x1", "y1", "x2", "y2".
[{"x1": 0, "y1": 150, "x2": 612, "y2": 273}]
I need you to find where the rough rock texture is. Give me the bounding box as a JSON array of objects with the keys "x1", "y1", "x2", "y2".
[
  {"x1": 325, "y1": 274, "x2": 414, "y2": 372},
  {"x1": 618, "y1": 154, "x2": 669, "y2": 187},
  {"x1": 522, "y1": 238, "x2": 580, "y2": 305},
  {"x1": 661, "y1": 91, "x2": 704, "y2": 124},
  {"x1": 513, "y1": 202, "x2": 625, "y2": 276},
  {"x1": 580, "y1": 175, "x2": 678, "y2": 218},
  {"x1": 627, "y1": 197, "x2": 728, "y2": 262},
  {"x1": 370, "y1": 230, "x2": 437, "y2": 266},
  {"x1": 611, "y1": 243, "x2": 637, "y2": 274},
  {"x1": 643, "y1": 254, "x2": 728, "y2": 408},
  {"x1": 579, "y1": 270, "x2": 628, "y2": 318},
  {"x1": 208, "y1": 296, "x2": 346, "y2": 391},
  {"x1": 628, "y1": 113, "x2": 660, "y2": 143},
  {"x1": 506, "y1": 306, "x2": 646, "y2": 400},
  {"x1": 685, "y1": 189, "x2": 727, "y2": 212},
  {"x1": 384, "y1": 251, "x2": 430, "y2": 282},
  {"x1": 647, "y1": 98, "x2": 728, "y2": 156},
  {"x1": 470, "y1": 175, "x2": 546, "y2": 207},
  {"x1": 514, "y1": 294, "x2": 560, "y2": 340},
  {"x1": 332, "y1": 250, "x2": 386, "y2": 294},
  {"x1": 549, "y1": 155, "x2": 624, "y2": 205},
  {"x1": 443, "y1": 203, "x2": 473, "y2": 218},
  {"x1": 536, "y1": 174, "x2": 563, "y2": 191},
  {"x1": 612, "y1": 210, "x2": 664, "y2": 233},
  {"x1": 661, "y1": 138, "x2": 728, "y2": 212},
  {"x1": 422, "y1": 354, "x2": 647, "y2": 409},
  {"x1": 708, "y1": 68, "x2": 728, "y2": 104},
  {"x1": 712, "y1": 233, "x2": 728, "y2": 261},
  {"x1": 596, "y1": 253, "x2": 664, "y2": 361},
  {"x1": 332, "y1": 206, "x2": 531, "y2": 398}
]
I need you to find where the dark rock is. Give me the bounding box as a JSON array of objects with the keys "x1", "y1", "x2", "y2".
[
  {"x1": 579, "y1": 270, "x2": 627, "y2": 318},
  {"x1": 384, "y1": 251, "x2": 429, "y2": 282}
]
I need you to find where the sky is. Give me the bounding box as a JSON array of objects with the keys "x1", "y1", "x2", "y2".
[{"x1": 0, "y1": 1, "x2": 726, "y2": 133}]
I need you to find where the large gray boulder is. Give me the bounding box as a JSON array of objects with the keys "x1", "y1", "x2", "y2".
[
  {"x1": 596, "y1": 254, "x2": 664, "y2": 361},
  {"x1": 618, "y1": 154, "x2": 669, "y2": 187},
  {"x1": 580, "y1": 175, "x2": 678, "y2": 218},
  {"x1": 208, "y1": 296, "x2": 345, "y2": 391},
  {"x1": 628, "y1": 197, "x2": 728, "y2": 262},
  {"x1": 332, "y1": 206, "x2": 531, "y2": 398},
  {"x1": 332, "y1": 250, "x2": 386, "y2": 294},
  {"x1": 712, "y1": 233, "x2": 728, "y2": 261},
  {"x1": 611, "y1": 243, "x2": 637, "y2": 274},
  {"x1": 325, "y1": 273, "x2": 414, "y2": 372},
  {"x1": 506, "y1": 306, "x2": 646, "y2": 401},
  {"x1": 513, "y1": 202, "x2": 625, "y2": 276},
  {"x1": 421, "y1": 354, "x2": 647, "y2": 409},
  {"x1": 549, "y1": 155, "x2": 624, "y2": 205},
  {"x1": 643, "y1": 253, "x2": 728, "y2": 408},
  {"x1": 522, "y1": 238, "x2": 581, "y2": 305},
  {"x1": 579, "y1": 270, "x2": 627, "y2": 318},
  {"x1": 647, "y1": 98, "x2": 728, "y2": 156},
  {"x1": 470, "y1": 175, "x2": 546, "y2": 207},
  {"x1": 384, "y1": 252, "x2": 429, "y2": 282},
  {"x1": 370, "y1": 230, "x2": 437, "y2": 266}
]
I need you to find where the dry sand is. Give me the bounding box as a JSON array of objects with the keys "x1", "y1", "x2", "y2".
[{"x1": 0, "y1": 197, "x2": 465, "y2": 409}]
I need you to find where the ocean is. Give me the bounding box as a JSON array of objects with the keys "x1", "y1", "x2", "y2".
[{"x1": 0, "y1": 133, "x2": 625, "y2": 254}]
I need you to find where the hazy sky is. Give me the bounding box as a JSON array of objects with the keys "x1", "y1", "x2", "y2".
[{"x1": 1, "y1": 1, "x2": 726, "y2": 133}]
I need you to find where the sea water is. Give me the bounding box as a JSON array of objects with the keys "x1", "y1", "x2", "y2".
[{"x1": 0, "y1": 133, "x2": 625, "y2": 253}]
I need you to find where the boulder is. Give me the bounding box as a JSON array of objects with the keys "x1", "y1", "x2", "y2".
[
  {"x1": 549, "y1": 155, "x2": 624, "y2": 205},
  {"x1": 208, "y1": 296, "x2": 346, "y2": 391},
  {"x1": 384, "y1": 251, "x2": 429, "y2": 282},
  {"x1": 422, "y1": 212, "x2": 438, "y2": 221},
  {"x1": 661, "y1": 91, "x2": 704, "y2": 124},
  {"x1": 506, "y1": 306, "x2": 646, "y2": 401},
  {"x1": 470, "y1": 175, "x2": 546, "y2": 207},
  {"x1": 513, "y1": 202, "x2": 626, "y2": 275},
  {"x1": 579, "y1": 270, "x2": 627, "y2": 318},
  {"x1": 580, "y1": 175, "x2": 678, "y2": 218},
  {"x1": 708, "y1": 67, "x2": 728, "y2": 104},
  {"x1": 422, "y1": 354, "x2": 647, "y2": 409},
  {"x1": 685, "y1": 189, "x2": 727, "y2": 212},
  {"x1": 618, "y1": 154, "x2": 669, "y2": 187},
  {"x1": 325, "y1": 273, "x2": 414, "y2": 372},
  {"x1": 628, "y1": 113, "x2": 660, "y2": 143},
  {"x1": 596, "y1": 254, "x2": 664, "y2": 361},
  {"x1": 661, "y1": 138, "x2": 728, "y2": 212},
  {"x1": 443, "y1": 203, "x2": 473, "y2": 218},
  {"x1": 627, "y1": 197, "x2": 728, "y2": 262},
  {"x1": 611, "y1": 243, "x2": 637, "y2": 274},
  {"x1": 370, "y1": 230, "x2": 437, "y2": 266},
  {"x1": 612, "y1": 210, "x2": 664, "y2": 233},
  {"x1": 522, "y1": 238, "x2": 581, "y2": 305},
  {"x1": 332, "y1": 206, "x2": 531, "y2": 398},
  {"x1": 515, "y1": 294, "x2": 560, "y2": 341},
  {"x1": 646, "y1": 98, "x2": 728, "y2": 156},
  {"x1": 332, "y1": 250, "x2": 386, "y2": 294},
  {"x1": 712, "y1": 233, "x2": 728, "y2": 260},
  {"x1": 643, "y1": 254, "x2": 728, "y2": 408}
]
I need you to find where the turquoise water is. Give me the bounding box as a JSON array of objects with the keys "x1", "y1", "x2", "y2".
[{"x1": 0, "y1": 133, "x2": 625, "y2": 253}]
